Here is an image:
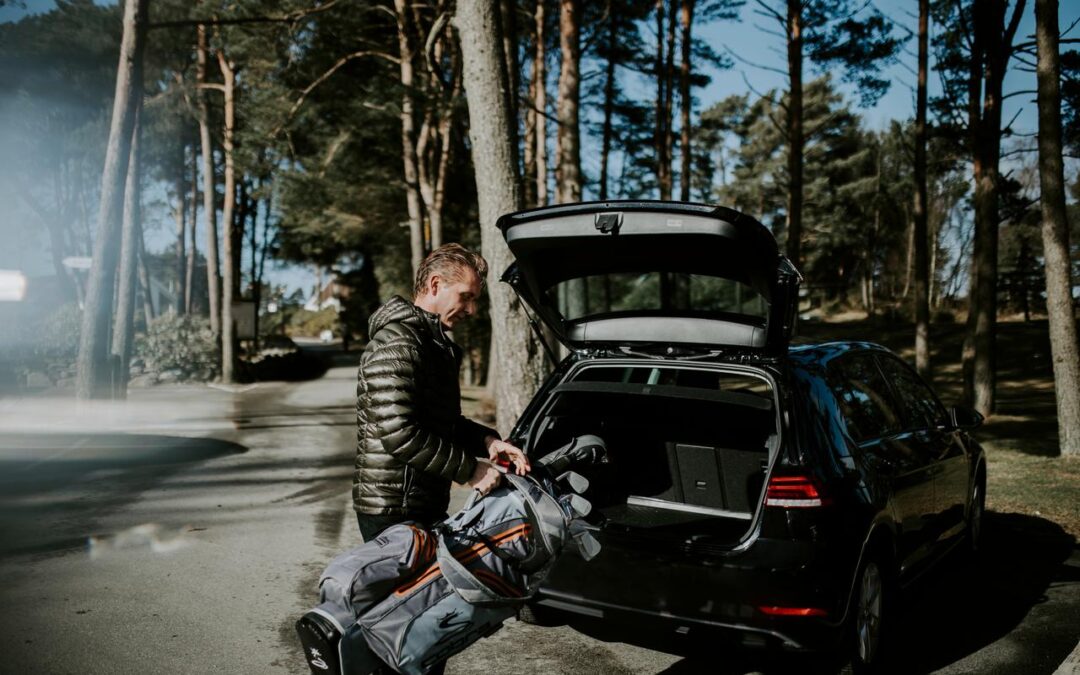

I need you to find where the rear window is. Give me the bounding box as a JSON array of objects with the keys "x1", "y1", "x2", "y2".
[
  {"x1": 547, "y1": 272, "x2": 767, "y2": 322},
  {"x1": 572, "y1": 365, "x2": 772, "y2": 396},
  {"x1": 827, "y1": 353, "x2": 903, "y2": 443}
]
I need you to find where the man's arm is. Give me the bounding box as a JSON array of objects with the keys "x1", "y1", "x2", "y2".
[
  {"x1": 363, "y1": 340, "x2": 477, "y2": 484},
  {"x1": 453, "y1": 416, "x2": 499, "y2": 457}
]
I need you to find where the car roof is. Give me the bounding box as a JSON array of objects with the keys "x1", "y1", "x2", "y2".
[{"x1": 786, "y1": 340, "x2": 895, "y2": 367}]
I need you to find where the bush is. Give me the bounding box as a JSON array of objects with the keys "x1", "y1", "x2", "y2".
[
  {"x1": 32, "y1": 303, "x2": 82, "y2": 363},
  {"x1": 288, "y1": 307, "x2": 340, "y2": 337},
  {"x1": 135, "y1": 314, "x2": 219, "y2": 381}
]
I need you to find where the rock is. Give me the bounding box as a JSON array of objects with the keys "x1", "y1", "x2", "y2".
[
  {"x1": 128, "y1": 373, "x2": 158, "y2": 388},
  {"x1": 56, "y1": 377, "x2": 76, "y2": 389},
  {"x1": 25, "y1": 372, "x2": 52, "y2": 388},
  {"x1": 157, "y1": 369, "x2": 183, "y2": 384}
]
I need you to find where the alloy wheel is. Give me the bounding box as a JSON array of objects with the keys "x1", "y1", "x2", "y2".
[
  {"x1": 970, "y1": 483, "x2": 984, "y2": 551},
  {"x1": 856, "y1": 561, "x2": 883, "y2": 665}
]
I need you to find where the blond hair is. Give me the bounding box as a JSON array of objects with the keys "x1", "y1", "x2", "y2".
[{"x1": 412, "y1": 243, "x2": 488, "y2": 299}]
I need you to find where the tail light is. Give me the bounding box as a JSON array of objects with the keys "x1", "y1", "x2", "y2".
[
  {"x1": 758, "y1": 605, "x2": 828, "y2": 618},
  {"x1": 764, "y1": 474, "x2": 828, "y2": 508}
]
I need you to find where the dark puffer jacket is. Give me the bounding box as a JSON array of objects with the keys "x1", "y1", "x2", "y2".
[{"x1": 354, "y1": 296, "x2": 497, "y2": 518}]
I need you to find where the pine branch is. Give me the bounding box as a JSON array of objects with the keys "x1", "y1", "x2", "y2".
[{"x1": 271, "y1": 49, "x2": 400, "y2": 138}]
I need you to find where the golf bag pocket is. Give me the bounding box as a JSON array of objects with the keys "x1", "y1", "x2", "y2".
[
  {"x1": 319, "y1": 522, "x2": 436, "y2": 621},
  {"x1": 356, "y1": 512, "x2": 533, "y2": 674}
]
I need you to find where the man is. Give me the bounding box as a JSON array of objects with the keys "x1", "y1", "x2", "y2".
[{"x1": 353, "y1": 243, "x2": 529, "y2": 542}]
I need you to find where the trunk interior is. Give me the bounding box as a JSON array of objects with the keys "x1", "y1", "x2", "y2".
[{"x1": 528, "y1": 364, "x2": 778, "y2": 546}]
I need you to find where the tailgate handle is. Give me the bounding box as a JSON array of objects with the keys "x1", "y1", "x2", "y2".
[{"x1": 594, "y1": 212, "x2": 622, "y2": 235}]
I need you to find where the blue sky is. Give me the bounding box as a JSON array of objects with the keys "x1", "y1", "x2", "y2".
[{"x1": 2, "y1": 0, "x2": 1077, "y2": 297}]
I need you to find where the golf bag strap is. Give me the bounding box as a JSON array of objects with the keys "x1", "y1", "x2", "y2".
[{"x1": 436, "y1": 531, "x2": 529, "y2": 606}]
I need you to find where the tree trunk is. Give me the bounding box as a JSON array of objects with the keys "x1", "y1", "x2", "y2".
[
  {"x1": 965, "y1": 0, "x2": 1014, "y2": 415},
  {"x1": 785, "y1": 0, "x2": 804, "y2": 269},
  {"x1": 395, "y1": 0, "x2": 427, "y2": 278},
  {"x1": 663, "y1": 0, "x2": 676, "y2": 199},
  {"x1": 137, "y1": 223, "x2": 155, "y2": 329},
  {"x1": 1036, "y1": 0, "x2": 1080, "y2": 457},
  {"x1": 75, "y1": 0, "x2": 147, "y2": 400},
  {"x1": 533, "y1": 0, "x2": 548, "y2": 205},
  {"x1": 174, "y1": 138, "x2": 187, "y2": 315},
  {"x1": 678, "y1": 0, "x2": 694, "y2": 201},
  {"x1": 524, "y1": 7, "x2": 539, "y2": 207},
  {"x1": 432, "y1": 58, "x2": 461, "y2": 250},
  {"x1": 197, "y1": 24, "x2": 222, "y2": 339},
  {"x1": 455, "y1": 0, "x2": 546, "y2": 436},
  {"x1": 218, "y1": 50, "x2": 238, "y2": 384},
  {"x1": 913, "y1": 0, "x2": 931, "y2": 379},
  {"x1": 111, "y1": 107, "x2": 142, "y2": 399},
  {"x1": 654, "y1": 0, "x2": 667, "y2": 198},
  {"x1": 599, "y1": 1, "x2": 616, "y2": 201},
  {"x1": 186, "y1": 140, "x2": 198, "y2": 314},
  {"x1": 555, "y1": 0, "x2": 581, "y2": 203}
]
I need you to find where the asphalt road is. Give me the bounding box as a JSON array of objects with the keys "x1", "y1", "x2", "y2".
[{"x1": 0, "y1": 355, "x2": 1076, "y2": 674}]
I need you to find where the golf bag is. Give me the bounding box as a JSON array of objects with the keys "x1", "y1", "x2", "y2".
[{"x1": 297, "y1": 435, "x2": 607, "y2": 675}]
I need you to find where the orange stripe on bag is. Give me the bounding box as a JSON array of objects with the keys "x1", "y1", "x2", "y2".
[{"x1": 394, "y1": 524, "x2": 532, "y2": 597}]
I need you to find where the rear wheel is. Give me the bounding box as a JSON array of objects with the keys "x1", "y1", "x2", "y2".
[
  {"x1": 848, "y1": 553, "x2": 891, "y2": 674},
  {"x1": 967, "y1": 476, "x2": 986, "y2": 555}
]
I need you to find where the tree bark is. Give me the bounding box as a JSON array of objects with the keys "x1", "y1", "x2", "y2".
[
  {"x1": 654, "y1": 0, "x2": 667, "y2": 198},
  {"x1": 395, "y1": 0, "x2": 428, "y2": 278},
  {"x1": 965, "y1": 0, "x2": 1019, "y2": 415},
  {"x1": 785, "y1": 0, "x2": 804, "y2": 269},
  {"x1": 555, "y1": 0, "x2": 581, "y2": 203},
  {"x1": 524, "y1": 6, "x2": 539, "y2": 207},
  {"x1": 174, "y1": 138, "x2": 187, "y2": 314},
  {"x1": 1036, "y1": 0, "x2": 1080, "y2": 457},
  {"x1": 111, "y1": 107, "x2": 142, "y2": 398},
  {"x1": 218, "y1": 50, "x2": 238, "y2": 384},
  {"x1": 533, "y1": 0, "x2": 548, "y2": 205},
  {"x1": 913, "y1": 0, "x2": 931, "y2": 379},
  {"x1": 75, "y1": 0, "x2": 147, "y2": 400},
  {"x1": 455, "y1": 0, "x2": 545, "y2": 436},
  {"x1": 599, "y1": 0, "x2": 616, "y2": 201},
  {"x1": 663, "y1": 0, "x2": 676, "y2": 199},
  {"x1": 678, "y1": 0, "x2": 694, "y2": 201},
  {"x1": 197, "y1": 24, "x2": 222, "y2": 339},
  {"x1": 137, "y1": 223, "x2": 155, "y2": 330},
  {"x1": 186, "y1": 140, "x2": 198, "y2": 314}
]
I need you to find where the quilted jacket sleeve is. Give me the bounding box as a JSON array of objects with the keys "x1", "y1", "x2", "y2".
[
  {"x1": 362, "y1": 336, "x2": 478, "y2": 484},
  {"x1": 454, "y1": 416, "x2": 500, "y2": 458}
]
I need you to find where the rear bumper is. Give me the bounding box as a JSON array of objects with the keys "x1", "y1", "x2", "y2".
[
  {"x1": 534, "y1": 589, "x2": 844, "y2": 655},
  {"x1": 533, "y1": 534, "x2": 851, "y2": 654}
]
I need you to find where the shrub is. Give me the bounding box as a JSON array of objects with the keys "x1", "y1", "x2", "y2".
[
  {"x1": 288, "y1": 307, "x2": 340, "y2": 337},
  {"x1": 135, "y1": 314, "x2": 219, "y2": 381}
]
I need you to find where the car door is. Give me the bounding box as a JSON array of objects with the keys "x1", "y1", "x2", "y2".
[
  {"x1": 875, "y1": 355, "x2": 969, "y2": 550},
  {"x1": 826, "y1": 352, "x2": 937, "y2": 573}
]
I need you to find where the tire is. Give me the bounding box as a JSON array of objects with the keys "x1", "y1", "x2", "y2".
[
  {"x1": 966, "y1": 476, "x2": 986, "y2": 556},
  {"x1": 517, "y1": 602, "x2": 564, "y2": 627},
  {"x1": 848, "y1": 553, "x2": 892, "y2": 674}
]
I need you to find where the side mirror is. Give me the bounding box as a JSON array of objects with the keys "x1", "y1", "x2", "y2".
[{"x1": 949, "y1": 406, "x2": 984, "y2": 430}]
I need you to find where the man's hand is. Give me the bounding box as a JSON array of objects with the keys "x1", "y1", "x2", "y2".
[
  {"x1": 467, "y1": 461, "x2": 503, "y2": 496},
  {"x1": 484, "y1": 436, "x2": 530, "y2": 476}
]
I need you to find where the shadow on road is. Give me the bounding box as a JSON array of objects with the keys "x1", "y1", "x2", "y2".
[
  {"x1": 0, "y1": 432, "x2": 247, "y2": 558},
  {"x1": 650, "y1": 511, "x2": 1076, "y2": 675}
]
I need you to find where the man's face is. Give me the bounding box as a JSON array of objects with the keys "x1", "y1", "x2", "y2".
[{"x1": 428, "y1": 267, "x2": 482, "y2": 330}]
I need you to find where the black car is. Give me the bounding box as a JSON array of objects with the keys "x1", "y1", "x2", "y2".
[{"x1": 496, "y1": 201, "x2": 986, "y2": 673}]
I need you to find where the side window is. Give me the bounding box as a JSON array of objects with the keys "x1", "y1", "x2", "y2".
[
  {"x1": 826, "y1": 353, "x2": 903, "y2": 443},
  {"x1": 875, "y1": 356, "x2": 948, "y2": 430}
]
